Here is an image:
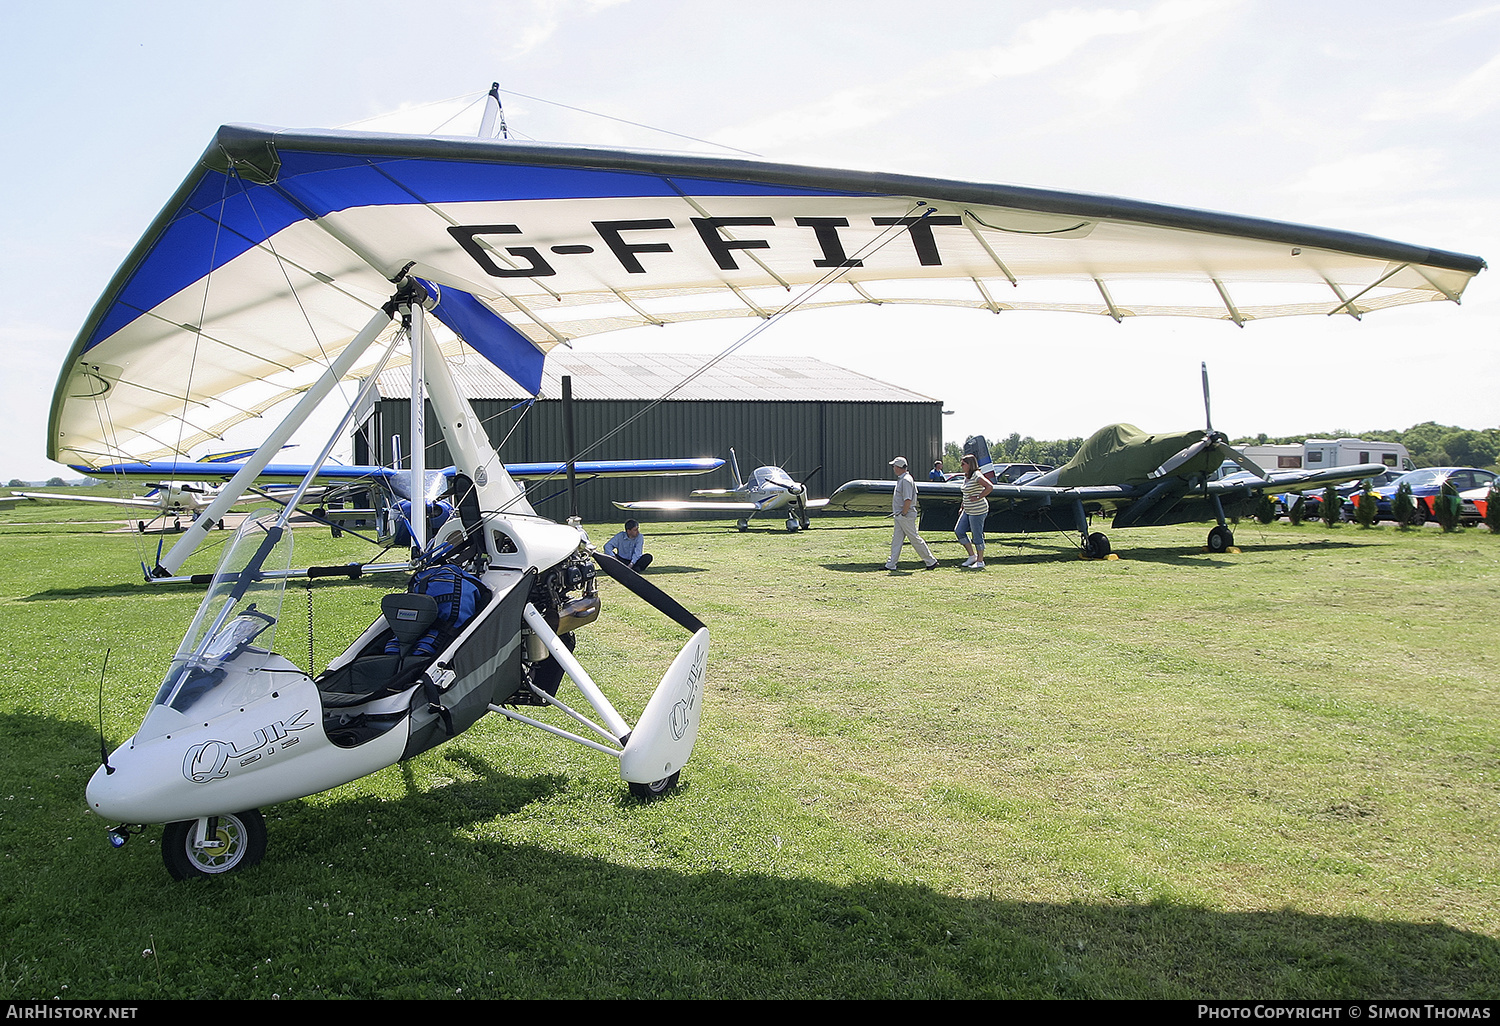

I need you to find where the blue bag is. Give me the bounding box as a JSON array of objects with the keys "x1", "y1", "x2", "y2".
[{"x1": 385, "y1": 565, "x2": 491, "y2": 660}]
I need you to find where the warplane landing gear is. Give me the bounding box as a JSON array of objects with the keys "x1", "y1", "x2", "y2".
[
  {"x1": 161, "y1": 809, "x2": 266, "y2": 880},
  {"x1": 1207, "y1": 525, "x2": 1234, "y2": 553},
  {"x1": 1083, "y1": 532, "x2": 1112, "y2": 559},
  {"x1": 629, "y1": 770, "x2": 681, "y2": 800}
]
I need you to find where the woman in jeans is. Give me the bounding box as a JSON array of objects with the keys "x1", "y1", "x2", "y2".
[{"x1": 955, "y1": 453, "x2": 994, "y2": 569}]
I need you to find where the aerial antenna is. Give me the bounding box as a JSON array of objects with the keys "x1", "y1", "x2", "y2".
[
  {"x1": 97, "y1": 649, "x2": 114, "y2": 775},
  {"x1": 479, "y1": 82, "x2": 509, "y2": 140}
]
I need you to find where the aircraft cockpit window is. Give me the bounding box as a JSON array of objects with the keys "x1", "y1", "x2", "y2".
[{"x1": 140, "y1": 508, "x2": 293, "y2": 740}]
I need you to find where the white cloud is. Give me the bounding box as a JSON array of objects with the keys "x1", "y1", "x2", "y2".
[
  {"x1": 725, "y1": 1, "x2": 1231, "y2": 151},
  {"x1": 1282, "y1": 147, "x2": 1448, "y2": 198},
  {"x1": 1366, "y1": 49, "x2": 1500, "y2": 122}
]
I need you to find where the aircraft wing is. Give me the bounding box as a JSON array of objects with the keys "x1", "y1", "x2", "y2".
[
  {"x1": 77, "y1": 460, "x2": 393, "y2": 487},
  {"x1": 613, "y1": 499, "x2": 765, "y2": 514},
  {"x1": 832, "y1": 478, "x2": 1143, "y2": 515},
  {"x1": 49, "y1": 124, "x2": 1483, "y2": 472},
  {"x1": 6, "y1": 490, "x2": 169, "y2": 511},
  {"x1": 79, "y1": 458, "x2": 721, "y2": 489},
  {"x1": 505, "y1": 458, "x2": 724, "y2": 479},
  {"x1": 1205, "y1": 463, "x2": 1388, "y2": 496}
]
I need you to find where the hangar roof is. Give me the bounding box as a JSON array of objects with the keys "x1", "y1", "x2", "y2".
[{"x1": 376, "y1": 351, "x2": 936, "y2": 403}]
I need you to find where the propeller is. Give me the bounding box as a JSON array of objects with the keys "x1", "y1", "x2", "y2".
[
  {"x1": 593, "y1": 551, "x2": 705, "y2": 634},
  {"x1": 1149, "y1": 363, "x2": 1266, "y2": 479}
]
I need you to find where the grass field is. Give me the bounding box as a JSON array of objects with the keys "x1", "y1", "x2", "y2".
[{"x1": 1, "y1": 502, "x2": 1497, "y2": 999}]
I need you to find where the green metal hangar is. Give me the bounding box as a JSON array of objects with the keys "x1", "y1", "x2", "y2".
[{"x1": 357, "y1": 352, "x2": 941, "y2": 525}]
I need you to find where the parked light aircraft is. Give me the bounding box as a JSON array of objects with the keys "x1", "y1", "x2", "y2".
[
  {"x1": 85, "y1": 454, "x2": 723, "y2": 566},
  {"x1": 830, "y1": 365, "x2": 1388, "y2": 558},
  {"x1": 53, "y1": 105, "x2": 1481, "y2": 879},
  {"x1": 2, "y1": 448, "x2": 290, "y2": 530},
  {"x1": 614, "y1": 449, "x2": 826, "y2": 531}
]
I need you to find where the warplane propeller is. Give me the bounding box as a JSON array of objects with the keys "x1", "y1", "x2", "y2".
[
  {"x1": 831, "y1": 364, "x2": 1386, "y2": 558},
  {"x1": 53, "y1": 102, "x2": 1481, "y2": 879}
]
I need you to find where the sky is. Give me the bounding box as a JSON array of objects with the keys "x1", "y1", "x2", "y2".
[{"x1": 3, "y1": 0, "x2": 1497, "y2": 480}]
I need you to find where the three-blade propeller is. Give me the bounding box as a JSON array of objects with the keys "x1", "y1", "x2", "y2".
[{"x1": 1148, "y1": 363, "x2": 1266, "y2": 480}]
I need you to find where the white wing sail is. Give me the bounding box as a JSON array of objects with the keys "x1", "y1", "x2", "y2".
[{"x1": 50, "y1": 125, "x2": 1485, "y2": 471}]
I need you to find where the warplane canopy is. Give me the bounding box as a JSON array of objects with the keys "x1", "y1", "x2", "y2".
[{"x1": 51, "y1": 124, "x2": 1486, "y2": 469}]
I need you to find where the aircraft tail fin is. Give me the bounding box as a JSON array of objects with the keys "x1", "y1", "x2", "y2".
[{"x1": 964, "y1": 435, "x2": 995, "y2": 473}]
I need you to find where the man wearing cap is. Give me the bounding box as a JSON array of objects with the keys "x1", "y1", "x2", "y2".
[
  {"x1": 929, "y1": 459, "x2": 946, "y2": 481},
  {"x1": 887, "y1": 456, "x2": 938, "y2": 571}
]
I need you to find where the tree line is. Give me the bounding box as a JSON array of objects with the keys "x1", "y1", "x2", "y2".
[{"x1": 941, "y1": 423, "x2": 1499, "y2": 472}]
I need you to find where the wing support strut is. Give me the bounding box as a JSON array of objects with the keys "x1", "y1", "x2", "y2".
[{"x1": 151, "y1": 303, "x2": 396, "y2": 577}]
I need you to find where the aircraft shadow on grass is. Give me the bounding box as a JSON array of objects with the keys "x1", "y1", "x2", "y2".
[{"x1": 12, "y1": 711, "x2": 1497, "y2": 998}]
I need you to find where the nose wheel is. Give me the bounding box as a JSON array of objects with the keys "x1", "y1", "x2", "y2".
[{"x1": 161, "y1": 809, "x2": 266, "y2": 880}]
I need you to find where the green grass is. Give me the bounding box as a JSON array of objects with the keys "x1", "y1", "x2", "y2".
[{"x1": 1, "y1": 508, "x2": 1497, "y2": 999}]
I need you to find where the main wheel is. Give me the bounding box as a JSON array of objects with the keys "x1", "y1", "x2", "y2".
[
  {"x1": 1083, "y1": 532, "x2": 1111, "y2": 559},
  {"x1": 628, "y1": 771, "x2": 681, "y2": 801},
  {"x1": 162, "y1": 809, "x2": 266, "y2": 880},
  {"x1": 735, "y1": 519, "x2": 748, "y2": 532},
  {"x1": 1207, "y1": 525, "x2": 1233, "y2": 553}
]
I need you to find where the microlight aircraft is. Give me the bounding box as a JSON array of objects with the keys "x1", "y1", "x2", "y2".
[
  {"x1": 614, "y1": 449, "x2": 827, "y2": 531},
  {"x1": 2, "y1": 448, "x2": 293, "y2": 532},
  {"x1": 54, "y1": 107, "x2": 1483, "y2": 879},
  {"x1": 830, "y1": 364, "x2": 1388, "y2": 557}
]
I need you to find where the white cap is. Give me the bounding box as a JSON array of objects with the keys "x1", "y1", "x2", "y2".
[{"x1": 890, "y1": 456, "x2": 908, "y2": 468}]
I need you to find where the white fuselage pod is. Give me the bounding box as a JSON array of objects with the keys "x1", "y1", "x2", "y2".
[{"x1": 86, "y1": 653, "x2": 407, "y2": 824}]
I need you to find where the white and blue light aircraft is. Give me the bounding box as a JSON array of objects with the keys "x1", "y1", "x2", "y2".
[{"x1": 614, "y1": 449, "x2": 826, "y2": 532}]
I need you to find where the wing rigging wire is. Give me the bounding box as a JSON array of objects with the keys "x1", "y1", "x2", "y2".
[
  {"x1": 479, "y1": 203, "x2": 941, "y2": 519},
  {"x1": 170, "y1": 167, "x2": 233, "y2": 468}
]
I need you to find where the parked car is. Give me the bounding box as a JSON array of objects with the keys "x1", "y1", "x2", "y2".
[
  {"x1": 1346, "y1": 467, "x2": 1500, "y2": 525},
  {"x1": 1282, "y1": 468, "x2": 1405, "y2": 521},
  {"x1": 1460, "y1": 484, "x2": 1497, "y2": 525}
]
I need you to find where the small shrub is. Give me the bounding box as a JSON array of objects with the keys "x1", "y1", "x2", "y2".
[
  {"x1": 1254, "y1": 494, "x2": 1276, "y2": 525},
  {"x1": 1355, "y1": 481, "x2": 1379, "y2": 529},
  {"x1": 1393, "y1": 483, "x2": 1416, "y2": 530},
  {"x1": 1435, "y1": 480, "x2": 1462, "y2": 533},
  {"x1": 1321, "y1": 484, "x2": 1340, "y2": 527},
  {"x1": 1485, "y1": 487, "x2": 1500, "y2": 535}
]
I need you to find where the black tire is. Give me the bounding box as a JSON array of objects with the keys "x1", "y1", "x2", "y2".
[
  {"x1": 1083, "y1": 532, "x2": 1111, "y2": 559},
  {"x1": 628, "y1": 771, "x2": 681, "y2": 801},
  {"x1": 1207, "y1": 525, "x2": 1233, "y2": 553},
  {"x1": 735, "y1": 519, "x2": 748, "y2": 533},
  {"x1": 161, "y1": 809, "x2": 266, "y2": 880},
  {"x1": 1408, "y1": 503, "x2": 1427, "y2": 527}
]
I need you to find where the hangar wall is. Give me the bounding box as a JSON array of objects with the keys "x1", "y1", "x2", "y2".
[{"x1": 356, "y1": 354, "x2": 941, "y2": 526}]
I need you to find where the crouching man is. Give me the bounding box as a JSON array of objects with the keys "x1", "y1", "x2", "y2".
[{"x1": 604, "y1": 518, "x2": 653, "y2": 572}]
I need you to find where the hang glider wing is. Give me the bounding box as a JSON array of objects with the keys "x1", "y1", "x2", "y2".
[{"x1": 51, "y1": 124, "x2": 1486, "y2": 472}]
